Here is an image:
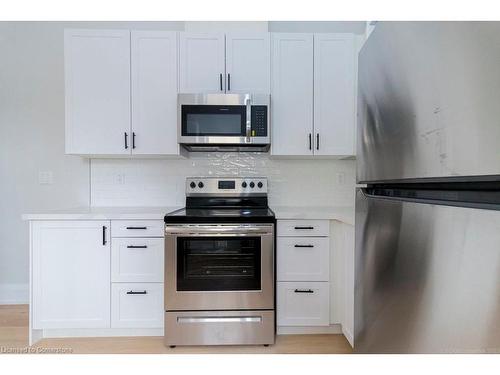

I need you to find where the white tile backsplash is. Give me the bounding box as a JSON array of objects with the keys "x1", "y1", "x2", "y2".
[{"x1": 90, "y1": 153, "x2": 356, "y2": 207}]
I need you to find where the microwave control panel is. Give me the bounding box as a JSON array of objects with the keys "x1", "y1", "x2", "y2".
[{"x1": 250, "y1": 106, "x2": 268, "y2": 137}]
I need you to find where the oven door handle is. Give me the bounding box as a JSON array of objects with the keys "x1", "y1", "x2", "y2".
[
  {"x1": 177, "y1": 316, "x2": 262, "y2": 324},
  {"x1": 165, "y1": 225, "x2": 273, "y2": 235}
]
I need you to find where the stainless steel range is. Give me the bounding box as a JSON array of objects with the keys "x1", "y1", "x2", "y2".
[{"x1": 164, "y1": 177, "x2": 275, "y2": 347}]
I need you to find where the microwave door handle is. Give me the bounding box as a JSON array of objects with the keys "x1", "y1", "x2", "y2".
[{"x1": 245, "y1": 94, "x2": 252, "y2": 141}]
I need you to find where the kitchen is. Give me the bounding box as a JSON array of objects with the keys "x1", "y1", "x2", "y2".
[
  {"x1": 1, "y1": 6, "x2": 500, "y2": 371},
  {"x1": 2, "y1": 20, "x2": 360, "y2": 354}
]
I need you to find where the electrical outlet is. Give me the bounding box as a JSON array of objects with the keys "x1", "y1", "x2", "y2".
[
  {"x1": 336, "y1": 172, "x2": 346, "y2": 185},
  {"x1": 116, "y1": 174, "x2": 126, "y2": 184},
  {"x1": 38, "y1": 171, "x2": 53, "y2": 185}
]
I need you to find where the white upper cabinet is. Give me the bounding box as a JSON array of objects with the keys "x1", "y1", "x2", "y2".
[
  {"x1": 225, "y1": 33, "x2": 270, "y2": 94},
  {"x1": 32, "y1": 221, "x2": 111, "y2": 329},
  {"x1": 131, "y1": 31, "x2": 179, "y2": 155},
  {"x1": 65, "y1": 29, "x2": 131, "y2": 155},
  {"x1": 314, "y1": 34, "x2": 356, "y2": 156},
  {"x1": 179, "y1": 33, "x2": 226, "y2": 93},
  {"x1": 271, "y1": 33, "x2": 314, "y2": 156}
]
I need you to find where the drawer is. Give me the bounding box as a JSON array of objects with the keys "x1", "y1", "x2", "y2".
[
  {"x1": 111, "y1": 238, "x2": 164, "y2": 282},
  {"x1": 277, "y1": 237, "x2": 329, "y2": 281},
  {"x1": 111, "y1": 220, "x2": 164, "y2": 238},
  {"x1": 111, "y1": 283, "x2": 163, "y2": 328},
  {"x1": 165, "y1": 310, "x2": 275, "y2": 346},
  {"x1": 277, "y1": 282, "x2": 329, "y2": 326},
  {"x1": 277, "y1": 220, "x2": 329, "y2": 237}
]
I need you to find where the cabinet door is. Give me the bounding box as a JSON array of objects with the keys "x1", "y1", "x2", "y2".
[
  {"x1": 131, "y1": 31, "x2": 179, "y2": 155},
  {"x1": 271, "y1": 33, "x2": 314, "y2": 156},
  {"x1": 225, "y1": 33, "x2": 270, "y2": 94},
  {"x1": 277, "y1": 282, "x2": 330, "y2": 326},
  {"x1": 64, "y1": 29, "x2": 131, "y2": 155},
  {"x1": 313, "y1": 34, "x2": 356, "y2": 156},
  {"x1": 179, "y1": 33, "x2": 225, "y2": 93},
  {"x1": 277, "y1": 219, "x2": 330, "y2": 237},
  {"x1": 111, "y1": 238, "x2": 164, "y2": 282},
  {"x1": 111, "y1": 283, "x2": 163, "y2": 328},
  {"x1": 32, "y1": 221, "x2": 111, "y2": 329},
  {"x1": 277, "y1": 237, "x2": 330, "y2": 282}
]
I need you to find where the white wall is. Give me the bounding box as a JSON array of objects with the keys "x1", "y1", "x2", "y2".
[
  {"x1": 0, "y1": 21, "x2": 184, "y2": 303},
  {"x1": 0, "y1": 21, "x2": 362, "y2": 304}
]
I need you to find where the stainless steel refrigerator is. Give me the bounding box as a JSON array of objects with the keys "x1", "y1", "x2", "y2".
[{"x1": 355, "y1": 22, "x2": 500, "y2": 353}]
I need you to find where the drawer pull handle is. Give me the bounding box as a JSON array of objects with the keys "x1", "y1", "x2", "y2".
[
  {"x1": 126, "y1": 290, "x2": 147, "y2": 295},
  {"x1": 126, "y1": 226, "x2": 147, "y2": 230},
  {"x1": 127, "y1": 245, "x2": 148, "y2": 249},
  {"x1": 294, "y1": 289, "x2": 314, "y2": 294},
  {"x1": 294, "y1": 226, "x2": 314, "y2": 230},
  {"x1": 294, "y1": 244, "x2": 314, "y2": 248}
]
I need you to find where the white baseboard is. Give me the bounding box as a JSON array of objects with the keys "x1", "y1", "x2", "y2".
[
  {"x1": 41, "y1": 328, "x2": 164, "y2": 339},
  {"x1": 342, "y1": 326, "x2": 354, "y2": 347},
  {"x1": 0, "y1": 283, "x2": 29, "y2": 304},
  {"x1": 277, "y1": 324, "x2": 343, "y2": 335}
]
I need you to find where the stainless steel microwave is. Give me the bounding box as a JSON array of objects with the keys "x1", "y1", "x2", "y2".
[{"x1": 178, "y1": 93, "x2": 270, "y2": 152}]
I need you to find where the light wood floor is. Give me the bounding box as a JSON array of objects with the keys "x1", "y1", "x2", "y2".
[{"x1": 0, "y1": 305, "x2": 352, "y2": 354}]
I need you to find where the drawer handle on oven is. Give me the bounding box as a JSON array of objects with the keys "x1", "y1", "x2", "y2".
[
  {"x1": 126, "y1": 226, "x2": 147, "y2": 230},
  {"x1": 127, "y1": 245, "x2": 148, "y2": 249},
  {"x1": 294, "y1": 226, "x2": 314, "y2": 230},
  {"x1": 294, "y1": 244, "x2": 314, "y2": 248},
  {"x1": 177, "y1": 316, "x2": 262, "y2": 324},
  {"x1": 126, "y1": 290, "x2": 147, "y2": 295},
  {"x1": 294, "y1": 289, "x2": 314, "y2": 294}
]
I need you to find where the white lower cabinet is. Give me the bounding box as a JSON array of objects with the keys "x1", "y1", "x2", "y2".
[
  {"x1": 277, "y1": 282, "x2": 330, "y2": 326},
  {"x1": 277, "y1": 219, "x2": 329, "y2": 237},
  {"x1": 111, "y1": 220, "x2": 164, "y2": 238},
  {"x1": 277, "y1": 237, "x2": 329, "y2": 281},
  {"x1": 111, "y1": 238, "x2": 164, "y2": 282},
  {"x1": 276, "y1": 219, "x2": 331, "y2": 327},
  {"x1": 111, "y1": 283, "x2": 163, "y2": 328},
  {"x1": 32, "y1": 221, "x2": 111, "y2": 329}
]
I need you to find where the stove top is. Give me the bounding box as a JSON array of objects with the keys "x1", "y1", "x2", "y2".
[
  {"x1": 164, "y1": 207, "x2": 276, "y2": 224},
  {"x1": 164, "y1": 177, "x2": 275, "y2": 224}
]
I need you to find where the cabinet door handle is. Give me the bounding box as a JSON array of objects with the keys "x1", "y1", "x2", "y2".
[
  {"x1": 220, "y1": 73, "x2": 223, "y2": 91},
  {"x1": 127, "y1": 245, "x2": 148, "y2": 249},
  {"x1": 294, "y1": 244, "x2": 314, "y2": 248},
  {"x1": 294, "y1": 226, "x2": 314, "y2": 230},
  {"x1": 309, "y1": 133, "x2": 312, "y2": 150},
  {"x1": 126, "y1": 290, "x2": 147, "y2": 295},
  {"x1": 102, "y1": 226, "x2": 107, "y2": 246},
  {"x1": 227, "y1": 73, "x2": 231, "y2": 91},
  {"x1": 294, "y1": 289, "x2": 314, "y2": 293},
  {"x1": 132, "y1": 132, "x2": 136, "y2": 149},
  {"x1": 126, "y1": 226, "x2": 147, "y2": 230},
  {"x1": 316, "y1": 133, "x2": 320, "y2": 150},
  {"x1": 124, "y1": 132, "x2": 128, "y2": 149}
]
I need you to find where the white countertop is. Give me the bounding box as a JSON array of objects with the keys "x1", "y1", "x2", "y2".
[
  {"x1": 21, "y1": 206, "x2": 182, "y2": 221},
  {"x1": 270, "y1": 206, "x2": 354, "y2": 225},
  {"x1": 23, "y1": 205, "x2": 354, "y2": 225}
]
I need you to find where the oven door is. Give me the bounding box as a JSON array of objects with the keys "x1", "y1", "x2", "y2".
[{"x1": 165, "y1": 224, "x2": 274, "y2": 311}]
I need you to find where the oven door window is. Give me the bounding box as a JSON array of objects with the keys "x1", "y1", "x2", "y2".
[
  {"x1": 176, "y1": 236, "x2": 261, "y2": 291},
  {"x1": 181, "y1": 105, "x2": 246, "y2": 136}
]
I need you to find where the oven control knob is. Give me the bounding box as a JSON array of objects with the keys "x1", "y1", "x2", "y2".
[
  {"x1": 249, "y1": 182, "x2": 255, "y2": 188},
  {"x1": 257, "y1": 181, "x2": 263, "y2": 189},
  {"x1": 190, "y1": 182, "x2": 196, "y2": 189},
  {"x1": 198, "y1": 182, "x2": 204, "y2": 188},
  {"x1": 242, "y1": 181, "x2": 247, "y2": 188}
]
